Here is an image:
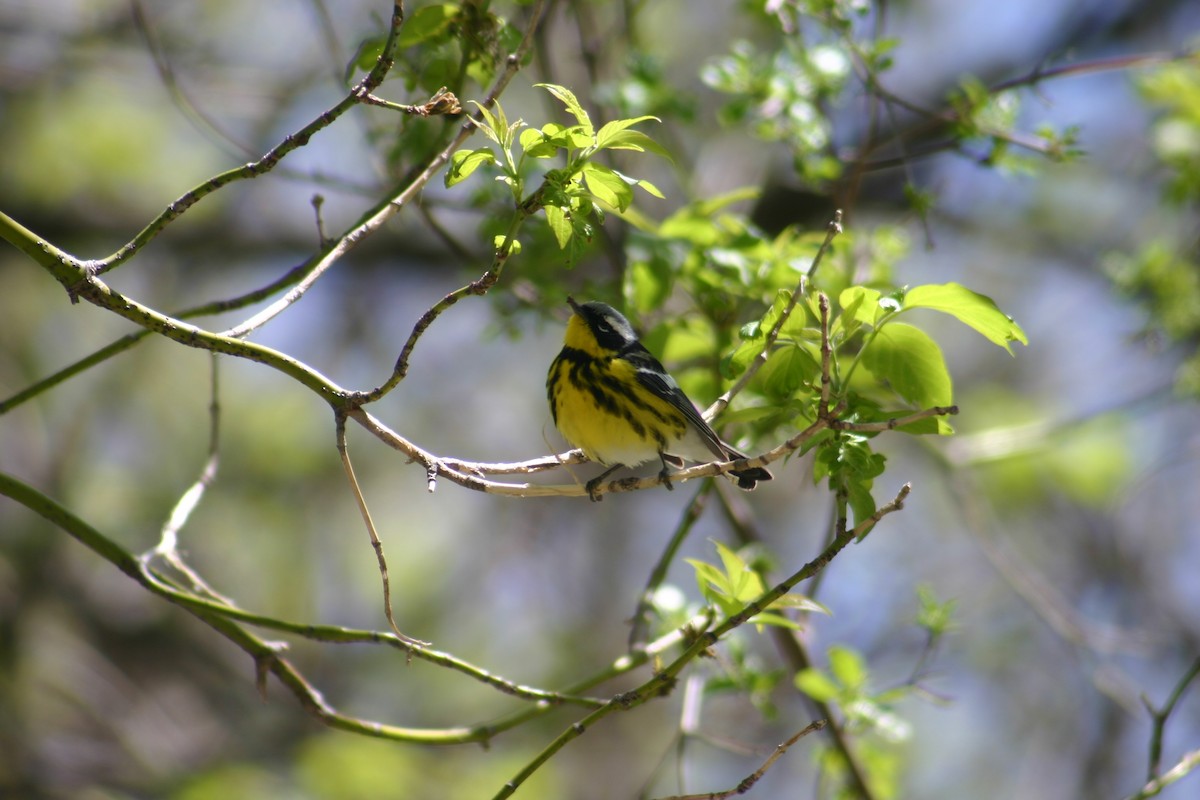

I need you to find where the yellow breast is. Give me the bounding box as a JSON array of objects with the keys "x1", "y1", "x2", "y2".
[{"x1": 548, "y1": 351, "x2": 685, "y2": 467}]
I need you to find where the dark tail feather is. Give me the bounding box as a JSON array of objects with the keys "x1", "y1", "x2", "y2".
[
  {"x1": 730, "y1": 466, "x2": 772, "y2": 490},
  {"x1": 725, "y1": 447, "x2": 772, "y2": 491}
]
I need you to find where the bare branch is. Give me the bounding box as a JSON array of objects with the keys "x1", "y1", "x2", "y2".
[
  {"x1": 1124, "y1": 749, "x2": 1200, "y2": 800},
  {"x1": 649, "y1": 719, "x2": 827, "y2": 800},
  {"x1": 336, "y1": 413, "x2": 427, "y2": 647},
  {"x1": 1142, "y1": 655, "x2": 1200, "y2": 783},
  {"x1": 89, "y1": 0, "x2": 409, "y2": 276}
]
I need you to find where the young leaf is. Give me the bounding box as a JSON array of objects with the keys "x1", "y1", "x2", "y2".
[
  {"x1": 903, "y1": 282, "x2": 1028, "y2": 353},
  {"x1": 636, "y1": 178, "x2": 665, "y2": 199},
  {"x1": 595, "y1": 115, "x2": 659, "y2": 148},
  {"x1": 581, "y1": 163, "x2": 634, "y2": 211},
  {"x1": 518, "y1": 127, "x2": 554, "y2": 158},
  {"x1": 543, "y1": 205, "x2": 574, "y2": 249},
  {"x1": 535, "y1": 83, "x2": 594, "y2": 137},
  {"x1": 714, "y1": 540, "x2": 758, "y2": 601},
  {"x1": 757, "y1": 343, "x2": 819, "y2": 400},
  {"x1": 860, "y1": 322, "x2": 952, "y2": 409},
  {"x1": 470, "y1": 100, "x2": 502, "y2": 144},
  {"x1": 848, "y1": 480, "x2": 878, "y2": 535},
  {"x1": 839, "y1": 286, "x2": 884, "y2": 326},
  {"x1": 795, "y1": 668, "x2": 840, "y2": 702},
  {"x1": 445, "y1": 147, "x2": 495, "y2": 187},
  {"x1": 397, "y1": 3, "x2": 459, "y2": 48},
  {"x1": 828, "y1": 645, "x2": 868, "y2": 691}
]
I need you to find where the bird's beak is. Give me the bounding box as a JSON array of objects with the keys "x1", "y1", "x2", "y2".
[{"x1": 566, "y1": 296, "x2": 581, "y2": 314}]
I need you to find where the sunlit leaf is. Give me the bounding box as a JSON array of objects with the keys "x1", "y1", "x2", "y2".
[
  {"x1": 904, "y1": 282, "x2": 1028, "y2": 353},
  {"x1": 444, "y1": 147, "x2": 495, "y2": 187},
  {"x1": 757, "y1": 343, "x2": 818, "y2": 400},
  {"x1": 581, "y1": 163, "x2": 634, "y2": 211},
  {"x1": 535, "y1": 83, "x2": 594, "y2": 136},
  {"x1": 795, "y1": 668, "x2": 839, "y2": 702},
  {"x1": 829, "y1": 645, "x2": 868, "y2": 691},
  {"x1": 861, "y1": 322, "x2": 952, "y2": 409},
  {"x1": 839, "y1": 286, "x2": 884, "y2": 326},
  {"x1": 543, "y1": 205, "x2": 573, "y2": 249}
]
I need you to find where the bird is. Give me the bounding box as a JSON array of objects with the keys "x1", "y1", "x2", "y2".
[{"x1": 546, "y1": 297, "x2": 772, "y2": 500}]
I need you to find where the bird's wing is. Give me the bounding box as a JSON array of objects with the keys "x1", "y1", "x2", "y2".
[{"x1": 621, "y1": 344, "x2": 726, "y2": 460}]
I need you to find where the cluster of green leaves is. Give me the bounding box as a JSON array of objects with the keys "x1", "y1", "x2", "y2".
[
  {"x1": 758, "y1": 280, "x2": 1026, "y2": 526},
  {"x1": 345, "y1": 3, "x2": 525, "y2": 176},
  {"x1": 949, "y1": 76, "x2": 1083, "y2": 172},
  {"x1": 446, "y1": 84, "x2": 666, "y2": 264},
  {"x1": 687, "y1": 540, "x2": 828, "y2": 632},
  {"x1": 1138, "y1": 62, "x2": 1200, "y2": 205},
  {"x1": 619, "y1": 195, "x2": 1025, "y2": 528},
  {"x1": 349, "y1": 2, "x2": 523, "y2": 93},
  {"x1": 701, "y1": 39, "x2": 849, "y2": 182},
  {"x1": 1107, "y1": 62, "x2": 1200, "y2": 397},
  {"x1": 792, "y1": 585, "x2": 956, "y2": 795}
]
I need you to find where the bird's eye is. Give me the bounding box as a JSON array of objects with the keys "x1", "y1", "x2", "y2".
[{"x1": 596, "y1": 321, "x2": 612, "y2": 333}]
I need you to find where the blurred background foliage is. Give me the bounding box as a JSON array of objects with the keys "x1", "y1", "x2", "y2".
[{"x1": 2, "y1": 1, "x2": 1200, "y2": 798}]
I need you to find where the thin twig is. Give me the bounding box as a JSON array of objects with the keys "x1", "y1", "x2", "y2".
[
  {"x1": 650, "y1": 719, "x2": 827, "y2": 800},
  {"x1": 359, "y1": 87, "x2": 463, "y2": 116},
  {"x1": 223, "y1": 0, "x2": 548, "y2": 347},
  {"x1": 335, "y1": 413, "x2": 427, "y2": 647},
  {"x1": 0, "y1": 470, "x2": 624, "y2": 715},
  {"x1": 355, "y1": 214, "x2": 523, "y2": 404},
  {"x1": 87, "y1": 0, "x2": 408, "y2": 276},
  {"x1": 716, "y1": 483, "x2": 879, "y2": 800},
  {"x1": 0, "y1": 256, "x2": 320, "y2": 414},
  {"x1": 147, "y1": 353, "x2": 230, "y2": 601},
  {"x1": 819, "y1": 292, "x2": 832, "y2": 416},
  {"x1": 849, "y1": 50, "x2": 1195, "y2": 174},
  {"x1": 1142, "y1": 655, "x2": 1200, "y2": 781},
  {"x1": 350, "y1": 403, "x2": 957, "y2": 500},
  {"x1": 628, "y1": 481, "x2": 714, "y2": 652},
  {"x1": 707, "y1": 211, "x2": 843, "y2": 420},
  {"x1": 1124, "y1": 749, "x2": 1200, "y2": 800}
]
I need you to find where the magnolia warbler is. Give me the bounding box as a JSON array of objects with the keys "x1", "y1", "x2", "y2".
[{"x1": 547, "y1": 297, "x2": 772, "y2": 500}]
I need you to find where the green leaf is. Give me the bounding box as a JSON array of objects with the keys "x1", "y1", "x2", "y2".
[
  {"x1": 904, "y1": 282, "x2": 1028, "y2": 354},
  {"x1": 795, "y1": 668, "x2": 840, "y2": 702},
  {"x1": 915, "y1": 584, "x2": 957, "y2": 635},
  {"x1": 829, "y1": 645, "x2": 868, "y2": 691},
  {"x1": 468, "y1": 100, "x2": 522, "y2": 152},
  {"x1": 757, "y1": 343, "x2": 818, "y2": 400},
  {"x1": 543, "y1": 205, "x2": 573, "y2": 249},
  {"x1": 594, "y1": 120, "x2": 672, "y2": 160},
  {"x1": 397, "y1": 3, "x2": 459, "y2": 48},
  {"x1": 685, "y1": 558, "x2": 728, "y2": 600},
  {"x1": 636, "y1": 178, "x2": 665, "y2": 199},
  {"x1": 518, "y1": 127, "x2": 554, "y2": 158},
  {"x1": 847, "y1": 480, "x2": 877, "y2": 534},
  {"x1": 344, "y1": 36, "x2": 387, "y2": 83},
  {"x1": 535, "y1": 83, "x2": 594, "y2": 136},
  {"x1": 444, "y1": 147, "x2": 495, "y2": 187},
  {"x1": 771, "y1": 593, "x2": 831, "y2": 616},
  {"x1": 627, "y1": 255, "x2": 672, "y2": 312},
  {"x1": 595, "y1": 116, "x2": 658, "y2": 148},
  {"x1": 581, "y1": 163, "x2": 634, "y2": 211},
  {"x1": 714, "y1": 541, "x2": 760, "y2": 602},
  {"x1": 860, "y1": 322, "x2": 952, "y2": 409},
  {"x1": 839, "y1": 286, "x2": 883, "y2": 326}
]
